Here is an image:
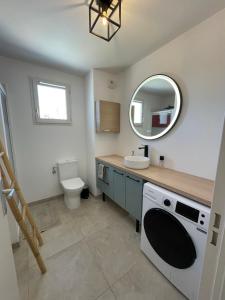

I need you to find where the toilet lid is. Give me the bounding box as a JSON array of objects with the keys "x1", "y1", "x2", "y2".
[{"x1": 61, "y1": 178, "x2": 85, "y2": 190}]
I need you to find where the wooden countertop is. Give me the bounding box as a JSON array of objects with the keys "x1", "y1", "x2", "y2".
[{"x1": 96, "y1": 155, "x2": 214, "y2": 207}]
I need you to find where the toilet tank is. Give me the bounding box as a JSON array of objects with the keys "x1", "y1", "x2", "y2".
[{"x1": 57, "y1": 159, "x2": 78, "y2": 181}]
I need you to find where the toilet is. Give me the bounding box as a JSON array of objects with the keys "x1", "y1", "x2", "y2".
[{"x1": 57, "y1": 159, "x2": 85, "y2": 210}]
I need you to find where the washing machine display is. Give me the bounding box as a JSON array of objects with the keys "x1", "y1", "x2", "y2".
[
  {"x1": 141, "y1": 182, "x2": 211, "y2": 300},
  {"x1": 144, "y1": 208, "x2": 197, "y2": 269},
  {"x1": 175, "y1": 201, "x2": 200, "y2": 222}
]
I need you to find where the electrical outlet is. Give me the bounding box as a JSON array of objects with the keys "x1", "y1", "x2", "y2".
[{"x1": 52, "y1": 166, "x2": 57, "y2": 175}]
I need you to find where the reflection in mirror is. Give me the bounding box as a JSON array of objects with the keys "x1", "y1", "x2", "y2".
[{"x1": 129, "y1": 75, "x2": 182, "y2": 140}]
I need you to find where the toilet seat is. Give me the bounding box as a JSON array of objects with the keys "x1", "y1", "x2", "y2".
[{"x1": 61, "y1": 177, "x2": 84, "y2": 191}]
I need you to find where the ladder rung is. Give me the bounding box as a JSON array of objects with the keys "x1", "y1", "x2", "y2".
[
  {"x1": 3, "y1": 188, "x2": 15, "y2": 199},
  {"x1": 10, "y1": 180, "x2": 15, "y2": 189},
  {"x1": 2, "y1": 188, "x2": 15, "y2": 199},
  {"x1": 2, "y1": 188, "x2": 11, "y2": 193},
  {"x1": 32, "y1": 226, "x2": 38, "y2": 248},
  {"x1": 22, "y1": 205, "x2": 27, "y2": 221},
  {"x1": 8, "y1": 188, "x2": 15, "y2": 199}
]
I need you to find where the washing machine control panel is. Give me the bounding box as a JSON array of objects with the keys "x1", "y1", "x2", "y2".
[
  {"x1": 175, "y1": 201, "x2": 199, "y2": 222},
  {"x1": 144, "y1": 182, "x2": 211, "y2": 231}
]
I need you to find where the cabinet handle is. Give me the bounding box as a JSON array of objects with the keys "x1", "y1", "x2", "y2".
[
  {"x1": 103, "y1": 129, "x2": 111, "y2": 132},
  {"x1": 97, "y1": 164, "x2": 108, "y2": 169},
  {"x1": 98, "y1": 177, "x2": 109, "y2": 185},
  {"x1": 113, "y1": 170, "x2": 124, "y2": 176},
  {"x1": 126, "y1": 175, "x2": 140, "y2": 183}
]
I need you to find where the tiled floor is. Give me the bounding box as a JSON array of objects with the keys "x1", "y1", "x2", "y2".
[{"x1": 13, "y1": 195, "x2": 186, "y2": 300}]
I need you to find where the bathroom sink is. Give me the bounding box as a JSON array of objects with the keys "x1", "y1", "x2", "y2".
[{"x1": 124, "y1": 156, "x2": 150, "y2": 170}]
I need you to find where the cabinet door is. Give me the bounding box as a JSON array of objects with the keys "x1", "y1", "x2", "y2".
[
  {"x1": 96, "y1": 162, "x2": 113, "y2": 199},
  {"x1": 125, "y1": 174, "x2": 143, "y2": 221},
  {"x1": 95, "y1": 100, "x2": 120, "y2": 133},
  {"x1": 113, "y1": 168, "x2": 126, "y2": 209}
]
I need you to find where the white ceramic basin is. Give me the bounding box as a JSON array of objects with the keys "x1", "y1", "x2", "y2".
[{"x1": 124, "y1": 156, "x2": 150, "y2": 170}]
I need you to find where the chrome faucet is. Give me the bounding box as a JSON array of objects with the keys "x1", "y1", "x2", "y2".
[{"x1": 131, "y1": 150, "x2": 135, "y2": 156}]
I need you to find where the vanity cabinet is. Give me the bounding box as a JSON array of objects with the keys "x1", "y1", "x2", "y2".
[
  {"x1": 113, "y1": 169, "x2": 126, "y2": 209},
  {"x1": 96, "y1": 160, "x2": 144, "y2": 230},
  {"x1": 95, "y1": 100, "x2": 120, "y2": 133},
  {"x1": 96, "y1": 161, "x2": 114, "y2": 199},
  {"x1": 125, "y1": 173, "x2": 143, "y2": 221}
]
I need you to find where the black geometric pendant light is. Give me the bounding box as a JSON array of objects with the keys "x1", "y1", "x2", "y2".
[{"x1": 89, "y1": 0, "x2": 121, "y2": 42}]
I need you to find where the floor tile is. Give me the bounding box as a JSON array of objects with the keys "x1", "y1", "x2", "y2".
[
  {"x1": 96, "y1": 288, "x2": 116, "y2": 300},
  {"x1": 79, "y1": 203, "x2": 127, "y2": 237},
  {"x1": 112, "y1": 254, "x2": 186, "y2": 300},
  {"x1": 29, "y1": 219, "x2": 84, "y2": 264},
  {"x1": 13, "y1": 241, "x2": 29, "y2": 300},
  {"x1": 86, "y1": 218, "x2": 140, "y2": 286},
  {"x1": 14, "y1": 195, "x2": 188, "y2": 300},
  {"x1": 30, "y1": 200, "x2": 60, "y2": 232},
  {"x1": 28, "y1": 241, "x2": 109, "y2": 300}
]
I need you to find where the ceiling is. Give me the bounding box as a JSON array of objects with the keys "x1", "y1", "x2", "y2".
[{"x1": 0, "y1": 0, "x2": 224, "y2": 75}]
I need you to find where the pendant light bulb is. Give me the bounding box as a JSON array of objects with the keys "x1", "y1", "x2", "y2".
[{"x1": 102, "y1": 11, "x2": 108, "y2": 26}]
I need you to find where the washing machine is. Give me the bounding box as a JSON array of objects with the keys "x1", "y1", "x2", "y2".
[{"x1": 141, "y1": 182, "x2": 211, "y2": 300}]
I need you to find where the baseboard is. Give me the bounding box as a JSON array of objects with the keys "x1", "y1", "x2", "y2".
[
  {"x1": 28, "y1": 192, "x2": 99, "y2": 208},
  {"x1": 28, "y1": 194, "x2": 63, "y2": 207}
]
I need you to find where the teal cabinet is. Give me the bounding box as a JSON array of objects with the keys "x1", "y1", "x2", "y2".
[
  {"x1": 125, "y1": 174, "x2": 143, "y2": 221},
  {"x1": 96, "y1": 159, "x2": 144, "y2": 231},
  {"x1": 112, "y1": 168, "x2": 126, "y2": 209},
  {"x1": 96, "y1": 161, "x2": 113, "y2": 199}
]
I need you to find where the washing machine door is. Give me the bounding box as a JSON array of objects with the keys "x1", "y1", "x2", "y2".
[{"x1": 144, "y1": 208, "x2": 197, "y2": 269}]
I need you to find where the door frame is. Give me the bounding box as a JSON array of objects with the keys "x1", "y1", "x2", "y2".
[
  {"x1": 199, "y1": 116, "x2": 225, "y2": 300},
  {"x1": 0, "y1": 83, "x2": 6, "y2": 94},
  {"x1": 0, "y1": 83, "x2": 17, "y2": 171},
  {"x1": 0, "y1": 84, "x2": 20, "y2": 300},
  {"x1": 0, "y1": 84, "x2": 20, "y2": 245}
]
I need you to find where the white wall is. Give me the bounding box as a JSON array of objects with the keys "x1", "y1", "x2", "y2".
[
  {"x1": 117, "y1": 9, "x2": 225, "y2": 180},
  {"x1": 85, "y1": 70, "x2": 97, "y2": 195},
  {"x1": 93, "y1": 69, "x2": 122, "y2": 156},
  {"x1": 85, "y1": 69, "x2": 123, "y2": 195},
  {"x1": 0, "y1": 56, "x2": 87, "y2": 203}
]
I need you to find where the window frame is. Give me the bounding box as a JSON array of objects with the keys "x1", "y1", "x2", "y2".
[
  {"x1": 31, "y1": 77, "x2": 72, "y2": 125},
  {"x1": 132, "y1": 100, "x2": 143, "y2": 126}
]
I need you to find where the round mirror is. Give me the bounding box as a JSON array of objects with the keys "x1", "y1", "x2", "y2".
[{"x1": 129, "y1": 74, "x2": 182, "y2": 140}]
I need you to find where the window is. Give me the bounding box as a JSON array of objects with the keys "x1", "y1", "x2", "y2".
[
  {"x1": 31, "y1": 79, "x2": 71, "y2": 124},
  {"x1": 132, "y1": 100, "x2": 143, "y2": 125}
]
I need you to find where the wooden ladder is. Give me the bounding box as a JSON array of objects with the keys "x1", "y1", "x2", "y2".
[{"x1": 0, "y1": 138, "x2": 47, "y2": 274}]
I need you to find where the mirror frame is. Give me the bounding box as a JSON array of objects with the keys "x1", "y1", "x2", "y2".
[{"x1": 129, "y1": 74, "x2": 182, "y2": 140}]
